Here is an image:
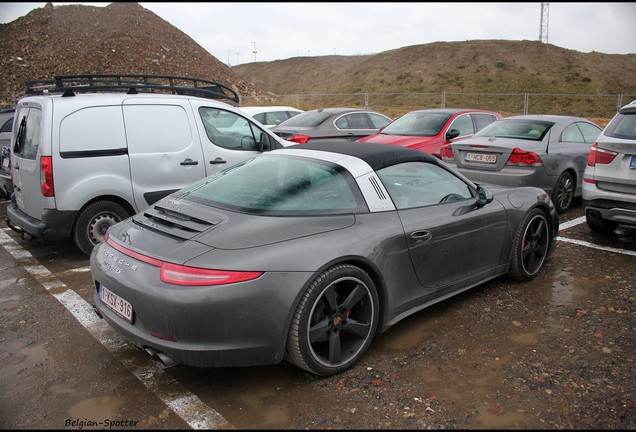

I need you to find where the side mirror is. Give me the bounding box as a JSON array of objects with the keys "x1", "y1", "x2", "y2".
[
  {"x1": 476, "y1": 185, "x2": 494, "y2": 207},
  {"x1": 446, "y1": 128, "x2": 460, "y2": 140},
  {"x1": 258, "y1": 133, "x2": 272, "y2": 152}
]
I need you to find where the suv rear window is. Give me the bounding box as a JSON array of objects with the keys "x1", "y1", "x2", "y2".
[{"x1": 604, "y1": 110, "x2": 636, "y2": 140}]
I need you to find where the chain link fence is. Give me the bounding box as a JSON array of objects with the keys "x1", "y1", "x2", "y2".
[{"x1": 242, "y1": 92, "x2": 636, "y2": 122}]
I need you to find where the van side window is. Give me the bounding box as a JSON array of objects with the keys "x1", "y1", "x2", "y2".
[
  {"x1": 60, "y1": 106, "x2": 127, "y2": 155},
  {"x1": 124, "y1": 105, "x2": 192, "y2": 154},
  {"x1": 13, "y1": 108, "x2": 41, "y2": 160},
  {"x1": 199, "y1": 107, "x2": 259, "y2": 151}
]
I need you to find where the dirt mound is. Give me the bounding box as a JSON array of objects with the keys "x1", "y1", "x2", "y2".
[{"x1": 0, "y1": 2, "x2": 261, "y2": 107}]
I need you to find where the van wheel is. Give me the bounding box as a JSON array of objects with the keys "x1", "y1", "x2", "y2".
[{"x1": 73, "y1": 201, "x2": 129, "y2": 255}]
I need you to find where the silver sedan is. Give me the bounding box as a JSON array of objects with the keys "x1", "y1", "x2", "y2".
[{"x1": 441, "y1": 115, "x2": 603, "y2": 213}]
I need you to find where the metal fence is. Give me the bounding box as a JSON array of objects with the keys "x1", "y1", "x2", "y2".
[{"x1": 242, "y1": 92, "x2": 636, "y2": 121}]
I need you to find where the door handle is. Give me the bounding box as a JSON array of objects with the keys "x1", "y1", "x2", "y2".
[
  {"x1": 180, "y1": 159, "x2": 198, "y2": 166},
  {"x1": 209, "y1": 157, "x2": 227, "y2": 165},
  {"x1": 410, "y1": 230, "x2": 432, "y2": 242}
]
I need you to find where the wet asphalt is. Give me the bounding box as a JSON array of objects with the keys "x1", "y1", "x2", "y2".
[{"x1": 0, "y1": 197, "x2": 634, "y2": 430}]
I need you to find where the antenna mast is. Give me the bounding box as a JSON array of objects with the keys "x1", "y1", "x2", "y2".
[{"x1": 539, "y1": 2, "x2": 549, "y2": 43}]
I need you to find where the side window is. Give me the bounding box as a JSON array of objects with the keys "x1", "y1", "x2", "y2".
[
  {"x1": 448, "y1": 114, "x2": 475, "y2": 137},
  {"x1": 367, "y1": 113, "x2": 392, "y2": 129},
  {"x1": 576, "y1": 122, "x2": 603, "y2": 143},
  {"x1": 473, "y1": 114, "x2": 497, "y2": 132},
  {"x1": 61, "y1": 106, "x2": 126, "y2": 154},
  {"x1": 13, "y1": 108, "x2": 41, "y2": 160},
  {"x1": 253, "y1": 113, "x2": 266, "y2": 123},
  {"x1": 0, "y1": 116, "x2": 13, "y2": 133},
  {"x1": 265, "y1": 111, "x2": 290, "y2": 126},
  {"x1": 199, "y1": 107, "x2": 260, "y2": 151},
  {"x1": 377, "y1": 161, "x2": 473, "y2": 210},
  {"x1": 561, "y1": 123, "x2": 585, "y2": 142},
  {"x1": 341, "y1": 113, "x2": 370, "y2": 130},
  {"x1": 124, "y1": 105, "x2": 190, "y2": 154}
]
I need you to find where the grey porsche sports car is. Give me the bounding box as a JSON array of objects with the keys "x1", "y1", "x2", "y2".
[{"x1": 90, "y1": 141, "x2": 559, "y2": 377}]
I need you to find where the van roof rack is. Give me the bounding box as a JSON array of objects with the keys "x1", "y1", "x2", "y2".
[{"x1": 24, "y1": 74, "x2": 241, "y2": 104}]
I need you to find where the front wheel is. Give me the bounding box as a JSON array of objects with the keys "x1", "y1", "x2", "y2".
[
  {"x1": 508, "y1": 208, "x2": 550, "y2": 281},
  {"x1": 285, "y1": 264, "x2": 379, "y2": 376},
  {"x1": 73, "y1": 200, "x2": 129, "y2": 255}
]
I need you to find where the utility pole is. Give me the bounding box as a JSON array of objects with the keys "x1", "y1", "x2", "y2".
[
  {"x1": 539, "y1": 2, "x2": 549, "y2": 43},
  {"x1": 251, "y1": 41, "x2": 257, "y2": 62}
]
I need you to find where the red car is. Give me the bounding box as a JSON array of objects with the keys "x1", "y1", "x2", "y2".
[{"x1": 357, "y1": 108, "x2": 502, "y2": 158}]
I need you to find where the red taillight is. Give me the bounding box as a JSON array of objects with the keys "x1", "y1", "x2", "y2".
[
  {"x1": 440, "y1": 144, "x2": 454, "y2": 161},
  {"x1": 40, "y1": 156, "x2": 54, "y2": 197},
  {"x1": 290, "y1": 134, "x2": 311, "y2": 144},
  {"x1": 586, "y1": 143, "x2": 617, "y2": 166},
  {"x1": 161, "y1": 263, "x2": 263, "y2": 286},
  {"x1": 105, "y1": 236, "x2": 263, "y2": 286},
  {"x1": 506, "y1": 148, "x2": 543, "y2": 166}
]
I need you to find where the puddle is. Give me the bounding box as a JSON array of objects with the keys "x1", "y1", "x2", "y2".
[
  {"x1": 48, "y1": 383, "x2": 75, "y2": 395},
  {"x1": 476, "y1": 405, "x2": 531, "y2": 428},
  {"x1": 68, "y1": 396, "x2": 127, "y2": 425},
  {"x1": 508, "y1": 331, "x2": 538, "y2": 345}
]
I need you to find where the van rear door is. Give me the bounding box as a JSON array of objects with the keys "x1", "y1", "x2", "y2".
[{"x1": 11, "y1": 103, "x2": 51, "y2": 218}]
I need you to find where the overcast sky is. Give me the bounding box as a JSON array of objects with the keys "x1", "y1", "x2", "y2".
[{"x1": 1, "y1": 2, "x2": 635, "y2": 66}]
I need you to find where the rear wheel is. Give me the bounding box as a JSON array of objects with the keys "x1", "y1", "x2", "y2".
[
  {"x1": 552, "y1": 171, "x2": 575, "y2": 214},
  {"x1": 508, "y1": 208, "x2": 550, "y2": 281},
  {"x1": 73, "y1": 200, "x2": 129, "y2": 255},
  {"x1": 285, "y1": 264, "x2": 379, "y2": 376}
]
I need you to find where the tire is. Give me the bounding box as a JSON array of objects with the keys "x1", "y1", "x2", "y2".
[
  {"x1": 552, "y1": 171, "x2": 575, "y2": 214},
  {"x1": 285, "y1": 264, "x2": 379, "y2": 377},
  {"x1": 508, "y1": 208, "x2": 550, "y2": 281},
  {"x1": 73, "y1": 200, "x2": 129, "y2": 255},
  {"x1": 585, "y1": 211, "x2": 619, "y2": 234}
]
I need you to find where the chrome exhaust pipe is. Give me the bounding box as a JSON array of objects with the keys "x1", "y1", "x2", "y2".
[{"x1": 144, "y1": 347, "x2": 179, "y2": 368}]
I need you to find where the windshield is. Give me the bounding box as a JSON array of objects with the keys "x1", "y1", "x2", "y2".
[
  {"x1": 178, "y1": 154, "x2": 367, "y2": 215},
  {"x1": 474, "y1": 119, "x2": 553, "y2": 140},
  {"x1": 381, "y1": 112, "x2": 451, "y2": 136},
  {"x1": 277, "y1": 111, "x2": 332, "y2": 127}
]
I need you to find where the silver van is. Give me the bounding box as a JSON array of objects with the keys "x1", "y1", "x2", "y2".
[{"x1": 7, "y1": 74, "x2": 290, "y2": 255}]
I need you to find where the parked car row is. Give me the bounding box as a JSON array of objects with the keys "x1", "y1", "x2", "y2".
[{"x1": 3, "y1": 73, "x2": 630, "y2": 378}]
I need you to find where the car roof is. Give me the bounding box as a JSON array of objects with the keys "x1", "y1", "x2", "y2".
[
  {"x1": 501, "y1": 114, "x2": 590, "y2": 122},
  {"x1": 241, "y1": 106, "x2": 301, "y2": 113},
  {"x1": 308, "y1": 108, "x2": 369, "y2": 114},
  {"x1": 287, "y1": 140, "x2": 440, "y2": 171},
  {"x1": 410, "y1": 108, "x2": 496, "y2": 115}
]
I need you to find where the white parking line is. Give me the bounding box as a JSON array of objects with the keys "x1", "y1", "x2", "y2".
[
  {"x1": 558, "y1": 215, "x2": 586, "y2": 230},
  {"x1": 0, "y1": 230, "x2": 232, "y2": 430},
  {"x1": 556, "y1": 215, "x2": 636, "y2": 256}
]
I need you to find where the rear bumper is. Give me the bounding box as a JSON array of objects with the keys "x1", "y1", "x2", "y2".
[
  {"x1": 6, "y1": 197, "x2": 77, "y2": 240},
  {"x1": 582, "y1": 198, "x2": 636, "y2": 226}
]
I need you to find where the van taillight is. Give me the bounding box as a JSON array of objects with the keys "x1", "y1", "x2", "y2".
[{"x1": 40, "y1": 156, "x2": 54, "y2": 197}]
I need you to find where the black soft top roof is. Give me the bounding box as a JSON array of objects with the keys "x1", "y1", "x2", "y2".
[{"x1": 289, "y1": 140, "x2": 440, "y2": 171}]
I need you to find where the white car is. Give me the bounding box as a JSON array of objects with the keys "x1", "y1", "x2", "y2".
[
  {"x1": 240, "y1": 106, "x2": 303, "y2": 128},
  {"x1": 582, "y1": 100, "x2": 636, "y2": 233}
]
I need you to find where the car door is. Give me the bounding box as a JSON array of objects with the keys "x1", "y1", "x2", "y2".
[
  {"x1": 378, "y1": 161, "x2": 508, "y2": 290},
  {"x1": 194, "y1": 106, "x2": 269, "y2": 172},
  {"x1": 11, "y1": 105, "x2": 48, "y2": 218},
  {"x1": 123, "y1": 100, "x2": 207, "y2": 208}
]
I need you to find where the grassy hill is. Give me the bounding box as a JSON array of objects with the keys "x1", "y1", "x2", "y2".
[{"x1": 233, "y1": 40, "x2": 636, "y2": 122}]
